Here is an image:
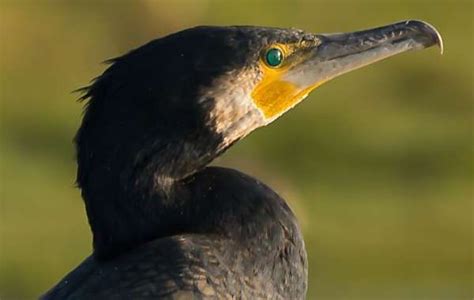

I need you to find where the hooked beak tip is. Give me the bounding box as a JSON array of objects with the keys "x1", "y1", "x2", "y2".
[{"x1": 409, "y1": 20, "x2": 444, "y2": 54}]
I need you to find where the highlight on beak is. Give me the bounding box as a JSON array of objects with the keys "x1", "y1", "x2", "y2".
[
  {"x1": 284, "y1": 19, "x2": 443, "y2": 90},
  {"x1": 318, "y1": 19, "x2": 443, "y2": 56}
]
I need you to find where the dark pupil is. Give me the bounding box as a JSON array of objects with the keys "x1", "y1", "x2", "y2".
[{"x1": 266, "y1": 48, "x2": 282, "y2": 67}]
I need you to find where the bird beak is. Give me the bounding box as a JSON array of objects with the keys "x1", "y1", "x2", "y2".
[{"x1": 284, "y1": 20, "x2": 443, "y2": 91}]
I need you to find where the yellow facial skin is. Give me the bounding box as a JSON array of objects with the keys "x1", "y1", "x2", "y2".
[{"x1": 251, "y1": 43, "x2": 323, "y2": 120}]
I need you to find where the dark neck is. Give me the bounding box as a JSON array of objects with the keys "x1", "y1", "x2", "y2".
[
  {"x1": 82, "y1": 160, "x2": 308, "y2": 295},
  {"x1": 79, "y1": 134, "x2": 224, "y2": 259}
]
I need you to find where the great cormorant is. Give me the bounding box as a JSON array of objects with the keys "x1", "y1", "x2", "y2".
[{"x1": 42, "y1": 20, "x2": 442, "y2": 299}]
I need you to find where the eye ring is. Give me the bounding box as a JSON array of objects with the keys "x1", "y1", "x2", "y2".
[{"x1": 264, "y1": 47, "x2": 284, "y2": 68}]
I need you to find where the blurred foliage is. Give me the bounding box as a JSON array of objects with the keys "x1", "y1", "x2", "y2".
[{"x1": 0, "y1": 1, "x2": 472, "y2": 299}]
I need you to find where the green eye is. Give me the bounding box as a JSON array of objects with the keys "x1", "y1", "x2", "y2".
[{"x1": 265, "y1": 48, "x2": 283, "y2": 67}]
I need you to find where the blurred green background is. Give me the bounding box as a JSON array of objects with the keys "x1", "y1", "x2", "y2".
[{"x1": 0, "y1": 1, "x2": 472, "y2": 299}]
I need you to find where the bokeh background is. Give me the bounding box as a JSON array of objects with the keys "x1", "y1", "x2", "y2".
[{"x1": 1, "y1": 1, "x2": 472, "y2": 299}]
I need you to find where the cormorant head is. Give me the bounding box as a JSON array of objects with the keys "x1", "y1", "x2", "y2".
[
  {"x1": 75, "y1": 20, "x2": 442, "y2": 257},
  {"x1": 76, "y1": 20, "x2": 442, "y2": 194}
]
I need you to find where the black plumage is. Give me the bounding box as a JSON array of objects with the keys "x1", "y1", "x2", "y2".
[
  {"x1": 44, "y1": 167, "x2": 307, "y2": 299},
  {"x1": 44, "y1": 27, "x2": 309, "y2": 299}
]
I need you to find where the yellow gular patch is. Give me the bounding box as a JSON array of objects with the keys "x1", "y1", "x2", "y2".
[
  {"x1": 251, "y1": 65, "x2": 324, "y2": 119},
  {"x1": 252, "y1": 75, "x2": 298, "y2": 119},
  {"x1": 251, "y1": 43, "x2": 324, "y2": 119}
]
